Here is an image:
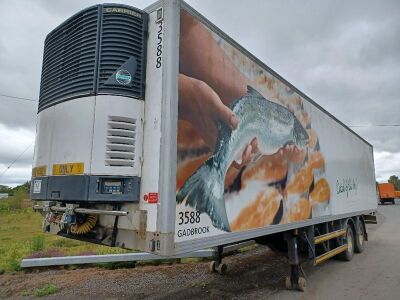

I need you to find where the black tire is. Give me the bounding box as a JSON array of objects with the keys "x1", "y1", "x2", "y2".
[
  {"x1": 338, "y1": 223, "x2": 355, "y2": 261},
  {"x1": 392, "y1": 199, "x2": 395, "y2": 205},
  {"x1": 354, "y1": 221, "x2": 365, "y2": 253}
]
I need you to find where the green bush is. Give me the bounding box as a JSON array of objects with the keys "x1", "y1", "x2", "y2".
[
  {"x1": 31, "y1": 235, "x2": 45, "y2": 252},
  {"x1": 9, "y1": 258, "x2": 21, "y2": 271},
  {"x1": 7, "y1": 190, "x2": 26, "y2": 210},
  {"x1": 51, "y1": 237, "x2": 81, "y2": 248},
  {"x1": 34, "y1": 284, "x2": 59, "y2": 297}
]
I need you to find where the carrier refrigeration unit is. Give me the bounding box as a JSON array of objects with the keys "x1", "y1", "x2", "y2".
[{"x1": 32, "y1": 0, "x2": 377, "y2": 288}]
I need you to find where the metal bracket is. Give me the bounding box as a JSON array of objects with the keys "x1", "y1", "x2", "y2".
[{"x1": 133, "y1": 210, "x2": 147, "y2": 239}]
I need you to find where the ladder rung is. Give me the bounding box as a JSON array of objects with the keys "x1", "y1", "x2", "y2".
[
  {"x1": 315, "y1": 229, "x2": 346, "y2": 244},
  {"x1": 314, "y1": 244, "x2": 348, "y2": 265}
]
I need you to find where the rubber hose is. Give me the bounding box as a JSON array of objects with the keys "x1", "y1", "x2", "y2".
[{"x1": 70, "y1": 214, "x2": 98, "y2": 235}]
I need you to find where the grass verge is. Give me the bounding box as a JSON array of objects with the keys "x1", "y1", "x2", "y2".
[
  {"x1": 34, "y1": 284, "x2": 59, "y2": 297},
  {"x1": 0, "y1": 197, "x2": 127, "y2": 272}
]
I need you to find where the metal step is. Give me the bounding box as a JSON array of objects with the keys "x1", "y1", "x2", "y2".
[
  {"x1": 314, "y1": 244, "x2": 348, "y2": 265},
  {"x1": 314, "y1": 229, "x2": 346, "y2": 244},
  {"x1": 363, "y1": 213, "x2": 377, "y2": 224}
]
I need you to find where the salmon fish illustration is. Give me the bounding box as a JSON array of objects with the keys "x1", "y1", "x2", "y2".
[{"x1": 176, "y1": 86, "x2": 309, "y2": 231}]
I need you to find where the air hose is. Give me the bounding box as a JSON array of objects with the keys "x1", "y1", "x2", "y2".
[{"x1": 70, "y1": 214, "x2": 98, "y2": 235}]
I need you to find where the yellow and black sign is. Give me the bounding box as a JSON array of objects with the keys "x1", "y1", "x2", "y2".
[
  {"x1": 32, "y1": 165, "x2": 47, "y2": 177},
  {"x1": 52, "y1": 162, "x2": 84, "y2": 176}
]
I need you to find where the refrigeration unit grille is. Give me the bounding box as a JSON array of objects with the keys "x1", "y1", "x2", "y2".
[
  {"x1": 38, "y1": 4, "x2": 148, "y2": 112},
  {"x1": 39, "y1": 6, "x2": 99, "y2": 111},
  {"x1": 106, "y1": 116, "x2": 136, "y2": 167},
  {"x1": 97, "y1": 9, "x2": 147, "y2": 98}
]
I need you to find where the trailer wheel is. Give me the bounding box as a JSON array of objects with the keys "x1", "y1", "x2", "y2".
[
  {"x1": 298, "y1": 277, "x2": 306, "y2": 292},
  {"x1": 285, "y1": 276, "x2": 292, "y2": 290},
  {"x1": 285, "y1": 276, "x2": 306, "y2": 291},
  {"x1": 209, "y1": 261, "x2": 227, "y2": 274},
  {"x1": 355, "y1": 221, "x2": 365, "y2": 253},
  {"x1": 216, "y1": 263, "x2": 227, "y2": 275},
  {"x1": 209, "y1": 261, "x2": 216, "y2": 273},
  {"x1": 339, "y1": 223, "x2": 355, "y2": 261}
]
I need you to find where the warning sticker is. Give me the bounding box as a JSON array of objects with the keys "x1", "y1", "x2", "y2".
[
  {"x1": 33, "y1": 180, "x2": 42, "y2": 194},
  {"x1": 144, "y1": 192, "x2": 158, "y2": 204}
]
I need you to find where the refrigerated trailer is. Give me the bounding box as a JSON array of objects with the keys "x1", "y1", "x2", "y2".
[{"x1": 31, "y1": 0, "x2": 377, "y2": 290}]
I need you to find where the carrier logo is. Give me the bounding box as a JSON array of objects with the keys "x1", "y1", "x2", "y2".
[
  {"x1": 104, "y1": 7, "x2": 142, "y2": 19},
  {"x1": 115, "y1": 69, "x2": 132, "y2": 85}
]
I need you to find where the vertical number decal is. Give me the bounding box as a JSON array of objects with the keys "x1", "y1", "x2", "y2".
[{"x1": 155, "y1": 8, "x2": 163, "y2": 69}]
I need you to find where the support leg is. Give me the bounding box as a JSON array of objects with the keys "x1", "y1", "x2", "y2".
[
  {"x1": 285, "y1": 231, "x2": 306, "y2": 291},
  {"x1": 209, "y1": 245, "x2": 227, "y2": 274}
]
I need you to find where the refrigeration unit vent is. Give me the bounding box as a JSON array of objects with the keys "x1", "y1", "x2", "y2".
[
  {"x1": 38, "y1": 4, "x2": 148, "y2": 112},
  {"x1": 106, "y1": 116, "x2": 137, "y2": 167},
  {"x1": 39, "y1": 6, "x2": 99, "y2": 111},
  {"x1": 97, "y1": 8, "x2": 147, "y2": 98}
]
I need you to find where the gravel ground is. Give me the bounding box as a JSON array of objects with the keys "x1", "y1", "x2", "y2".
[
  {"x1": 0, "y1": 246, "x2": 288, "y2": 299},
  {"x1": 1, "y1": 203, "x2": 395, "y2": 300}
]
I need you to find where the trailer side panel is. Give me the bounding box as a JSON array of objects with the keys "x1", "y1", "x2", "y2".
[{"x1": 174, "y1": 4, "x2": 376, "y2": 246}]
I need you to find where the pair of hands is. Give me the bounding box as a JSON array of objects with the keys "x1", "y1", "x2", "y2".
[
  {"x1": 179, "y1": 74, "x2": 258, "y2": 169},
  {"x1": 179, "y1": 74, "x2": 305, "y2": 169}
]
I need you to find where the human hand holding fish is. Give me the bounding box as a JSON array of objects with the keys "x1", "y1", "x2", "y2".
[{"x1": 178, "y1": 73, "x2": 256, "y2": 169}]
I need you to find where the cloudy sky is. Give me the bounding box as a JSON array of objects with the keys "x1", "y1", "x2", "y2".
[{"x1": 0, "y1": 0, "x2": 399, "y2": 186}]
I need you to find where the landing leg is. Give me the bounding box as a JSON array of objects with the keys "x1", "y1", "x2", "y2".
[
  {"x1": 285, "y1": 231, "x2": 306, "y2": 291},
  {"x1": 209, "y1": 245, "x2": 227, "y2": 274}
]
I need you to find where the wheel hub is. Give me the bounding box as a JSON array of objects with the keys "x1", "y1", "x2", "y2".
[{"x1": 347, "y1": 230, "x2": 353, "y2": 254}]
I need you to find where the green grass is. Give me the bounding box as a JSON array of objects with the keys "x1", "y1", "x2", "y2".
[
  {"x1": 0, "y1": 196, "x2": 127, "y2": 272},
  {"x1": 34, "y1": 284, "x2": 59, "y2": 297}
]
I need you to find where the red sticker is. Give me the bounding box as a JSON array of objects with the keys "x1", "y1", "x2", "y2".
[
  {"x1": 148, "y1": 192, "x2": 158, "y2": 204},
  {"x1": 143, "y1": 194, "x2": 149, "y2": 202}
]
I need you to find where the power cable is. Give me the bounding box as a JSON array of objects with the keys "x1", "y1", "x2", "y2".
[
  {"x1": 0, "y1": 93, "x2": 38, "y2": 103},
  {"x1": 0, "y1": 142, "x2": 34, "y2": 179}
]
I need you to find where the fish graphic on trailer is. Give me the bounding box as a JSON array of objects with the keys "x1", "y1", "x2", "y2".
[{"x1": 176, "y1": 86, "x2": 309, "y2": 232}]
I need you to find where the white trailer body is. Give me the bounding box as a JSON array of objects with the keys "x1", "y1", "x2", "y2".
[{"x1": 31, "y1": 0, "x2": 377, "y2": 256}]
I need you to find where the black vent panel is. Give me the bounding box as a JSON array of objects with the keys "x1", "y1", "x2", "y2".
[
  {"x1": 39, "y1": 6, "x2": 99, "y2": 111},
  {"x1": 38, "y1": 5, "x2": 147, "y2": 112},
  {"x1": 98, "y1": 6, "x2": 147, "y2": 98}
]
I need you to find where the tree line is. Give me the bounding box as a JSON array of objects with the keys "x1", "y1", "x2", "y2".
[
  {"x1": 0, "y1": 181, "x2": 30, "y2": 196},
  {"x1": 388, "y1": 175, "x2": 400, "y2": 190}
]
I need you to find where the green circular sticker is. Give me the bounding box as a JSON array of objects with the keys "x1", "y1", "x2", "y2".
[{"x1": 116, "y1": 69, "x2": 132, "y2": 85}]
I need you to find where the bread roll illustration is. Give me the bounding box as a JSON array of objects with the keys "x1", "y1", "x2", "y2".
[
  {"x1": 286, "y1": 165, "x2": 313, "y2": 195},
  {"x1": 310, "y1": 178, "x2": 330, "y2": 204},
  {"x1": 307, "y1": 129, "x2": 318, "y2": 149},
  {"x1": 286, "y1": 198, "x2": 311, "y2": 222},
  {"x1": 230, "y1": 188, "x2": 282, "y2": 231},
  {"x1": 309, "y1": 151, "x2": 325, "y2": 170},
  {"x1": 241, "y1": 152, "x2": 288, "y2": 187},
  {"x1": 296, "y1": 111, "x2": 311, "y2": 128}
]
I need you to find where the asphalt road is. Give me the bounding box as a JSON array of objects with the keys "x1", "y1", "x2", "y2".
[
  {"x1": 1, "y1": 201, "x2": 399, "y2": 299},
  {"x1": 273, "y1": 200, "x2": 400, "y2": 300}
]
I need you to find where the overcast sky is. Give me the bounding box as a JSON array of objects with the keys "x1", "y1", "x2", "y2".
[{"x1": 0, "y1": 0, "x2": 399, "y2": 186}]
